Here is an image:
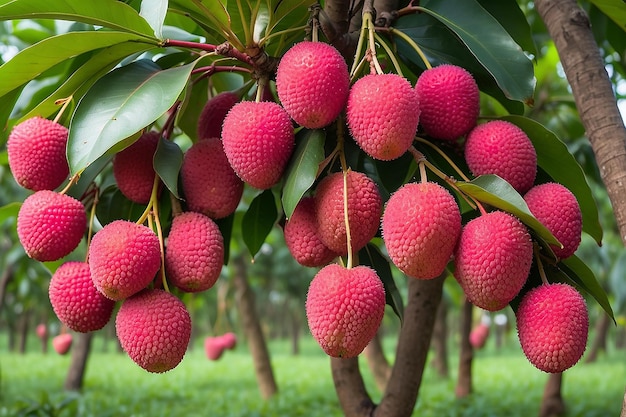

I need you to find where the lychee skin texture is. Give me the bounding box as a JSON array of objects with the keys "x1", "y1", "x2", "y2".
[
  {"x1": 181, "y1": 138, "x2": 243, "y2": 219},
  {"x1": 284, "y1": 197, "x2": 338, "y2": 267},
  {"x1": 116, "y1": 289, "x2": 191, "y2": 373},
  {"x1": 48, "y1": 261, "x2": 116, "y2": 333},
  {"x1": 7, "y1": 117, "x2": 69, "y2": 191},
  {"x1": 524, "y1": 183, "x2": 582, "y2": 259},
  {"x1": 52, "y1": 334, "x2": 73, "y2": 355},
  {"x1": 347, "y1": 74, "x2": 420, "y2": 160},
  {"x1": 382, "y1": 182, "x2": 461, "y2": 279},
  {"x1": 516, "y1": 283, "x2": 588, "y2": 373},
  {"x1": 305, "y1": 264, "x2": 385, "y2": 358},
  {"x1": 165, "y1": 212, "x2": 224, "y2": 293},
  {"x1": 89, "y1": 220, "x2": 161, "y2": 301},
  {"x1": 221, "y1": 101, "x2": 295, "y2": 190},
  {"x1": 17, "y1": 190, "x2": 86, "y2": 262},
  {"x1": 454, "y1": 211, "x2": 533, "y2": 311},
  {"x1": 315, "y1": 171, "x2": 383, "y2": 255},
  {"x1": 415, "y1": 64, "x2": 480, "y2": 140},
  {"x1": 464, "y1": 120, "x2": 537, "y2": 194},
  {"x1": 276, "y1": 41, "x2": 350, "y2": 129},
  {"x1": 113, "y1": 131, "x2": 159, "y2": 204},
  {"x1": 197, "y1": 91, "x2": 239, "y2": 140}
]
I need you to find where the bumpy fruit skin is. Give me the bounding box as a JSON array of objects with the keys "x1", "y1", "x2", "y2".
[
  {"x1": 346, "y1": 74, "x2": 420, "y2": 160},
  {"x1": 165, "y1": 212, "x2": 224, "y2": 293},
  {"x1": 52, "y1": 334, "x2": 73, "y2": 355},
  {"x1": 454, "y1": 211, "x2": 533, "y2": 311},
  {"x1": 89, "y1": 220, "x2": 161, "y2": 301},
  {"x1": 524, "y1": 183, "x2": 582, "y2": 259},
  {"x1": 464, "y1": 120, "x2": 537, "y2": 194},
  {"x1": 284, "y1": 197, "x2": 338, "y2": 267},
  {"x1": 382, "y1": 182, "x2": 461, "y2": 279},
  {"x1": 17, "y1": 190, "x2": 86, "y2": 262},
  {"x1": 116, "y1": 289, "x2": 191, "y2": 373},
  {"x1": 113, "y1": 131, "x2": 159, "y2": 204},
  {"x1": 276, "y1": 41, "x2": 349, "y2": 129},
  {"x1": 181, "y1": 138, "x2": 243, "y2": 219},
  {"x1": 315, "y1": 171, "x2": 382, "y2": 255},
  {"x1": 222, "y1": 101, "x2": 295, "y2": 189},
  {"x1": 516, "y1": 283, "x2": 588, "y2": 373},
  {"x1": 7, "y1": 117, "x2": 69, "y2": 191},
  {"x1": 197, "y1": 91, "x2": 239, "y2": 140},
  {"x1": 415, "y1": 65, "x2": 480, "y2": 140},
  {"x1": 49, "y1": 261, "x2": 116, "y2": 333},
  {"x1": 305, "y1": 264, "x2": 385, "y2": 358}
]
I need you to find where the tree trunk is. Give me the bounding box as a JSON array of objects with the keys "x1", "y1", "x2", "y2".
[
  {"x1": 430, "y1": 297, "x2": 449, "y2": 378},
  {"x1": 586, "y1": 312, "x2": 611, "y2": 363},
  {"x1": 539, "y1": 372, "x2": 565, "y2": 417},
  {"x1": 620, "y1": 388, "x2": 626, "y2": 417},
  {"x1": 363, "y1": 330, "x2": 391, "y2": 391},
  {"x1": 0, "y1": 264, "x2": 13, "y2": 312},
  {"x1": 17, "y1": 310, "x2": 30, "y2": 354},
  {"x1": 64, "y1": 332, "x2": 93, "y2": 391},
  {"x1": 291, "y1": 310, "x2": 300, "y2": 356},
  {"x1": 455, "y1": 298, "x2": 473, "y2": 398}
]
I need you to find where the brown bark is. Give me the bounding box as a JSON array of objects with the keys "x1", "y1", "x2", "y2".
[
  {"x1": 291, "y1": 311, "x2": 300, "y2": 356},
  {"x1": 539, "y1": 373, "x2": 565, "y2": 417},
  {"x1": 64, "y1": 332, "x2": 93, "y2": 391},
  {"x1": 363, "y1": 330, "x2": 391, "y2": 391},
  {"x1": 331, "y1": 357, "x2": 377, "y2": 416},
  {"x1": 455, "y1": 298, "x2": 473, "y2": 398},
  {"x1": 621, "y1": 389, "x2": 626, "y2": 417},
  {"x1": 0, "y1": 264, "x2": 13, "y2": 312},
  {"x1": 17, "y1": 310, "x2": 30, "y2": 354},
  {"x1": 586, "y1": 312, "x2": 611, "y2": 363},
  {"x1": 430, "y1": 297, "x2": 449, "y2": 378}
]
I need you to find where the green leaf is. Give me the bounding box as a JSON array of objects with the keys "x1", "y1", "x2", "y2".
[
  {"x1": 216, "y1": 213, "x2": 234, "y2": 265},
  {"x1": 154, "y1": 136, "x2": 183, "y2": 198},
  {"x1": 477, "y1": 0, "x2": 537, "y2": 57},
  {"x1": 360, "y1": 243, "x2": 404, "y2": 322},
  {"x1": 168, "y1": 0, "x2": 242, "y2": 48},
  {"x1": 589, "y1": 0, "x2": 626, "y2": 33},
  {"x1": 96, "y1": 186, "x2": 146, "y2": 225},
  {"x1": 176, "y1": 74, "x2": 208, "y2": 143},
  {"x1": 0, "y1": 86, "x2": 24, "y2": 141},
  {"x1": 140, "y1": 0, "x2": 168, "y2": 39},
  {"x1": 66, "y1": 155, "x2": 113, "y2": 202},
  {"x1": 242, "y1": 189, "x2": 278, "y2": 258},
  {"x1": 0, "y1": 202, "x2": 21, "y2": 225}
]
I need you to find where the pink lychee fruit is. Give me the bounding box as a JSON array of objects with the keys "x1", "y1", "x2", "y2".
[
  {"x1": 52, "y1": 333, "x2": 72, "y2": 355},
  {"x1": 197, "y1": 91, "x2": 239, "y2": 140},
  {"x1": 415, "y1": 64, "x2": 480, "y2": 140},
  {"x1": 204, "y1": 336, "x2": 226, "y2": 361},
  {"x1": 454, "y1": 211, "x2": 533, "y2": 311},
  {"x1": 469, "y1": 323, "x2": 490, "y2": 349},
  {"x1": 7, "y1": 116, "x2": 69, "y2": 191},
  {"x1": 382, "y1": 182, "x2": 461, "y2": 279},
  {"x1": 113, "y1": 130, "x2": 159, "y2": 204},
  {"x1": 516, "y1": 283, "x2": 588, "y2": 373},
  {"x1": 36, "y1": 323, "x2": 48, "y2": 339},
  {"x1": 464, "y1": 120, "x2": 537, "y2": 194},
  {"x1": 220, "y1": 332, "x2": 237, "y2": 350},
  {"x1": 116, "y1": 288, "x2": 192, "y2": 373},
  {"x1": 221, "y1": 101, "x2": 295, "y2": 189},
  {"x1": 346, "y1": 73, "x2": 420, "y2": 160},
  {"x1": 17, "y1": 190, "x2": 86, "y2": 262},
  {"x1": 305, "y1": 264, "x2": 385, "y2": 358},
  {"x1": 276, "y1": 41, "x2": 350, "y2": 129}
]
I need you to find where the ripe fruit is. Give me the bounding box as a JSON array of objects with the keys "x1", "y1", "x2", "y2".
[
  {"x1": 346, "y1": 73, "x2": 420, "y2": 160},
  {"x1": 415, "y1": 64, "x2": 480, "y2": 140},
  {"x1": 7, "y1": 117, "x2": 69, "y2": 191},
  {"x1": 382, "y1": 182, "x2": 461, "y2": 279},
  {"x1": 89, "y1": 220, "x2": 161, "y2": 301},
  {"x1": 49, "y1": 261, "x2": 116, "y2": 333},
  {"x1": 516, "y1": 283, "x2": 588, "y2": 373},
  {"x1": 52, "y1": 333, "x2": 72, "y2": 355},
  {"x1": 17, "y1": 190, "x2": 86, "y2": 262},
  {"x1": 36, "y1": 323, "x2": 47, "y2": 339},
  {"x1": 221, "y1": 101, "x2": 295, "y2": 189},
  {"x1": 305, "y1": 264, "x2": 385, "y2": 358},
  {"x1": 197, "y1": 91, "x2": 239, "y2": 140},
  {"x1": 116, "y1": 289, "x2": 192, "y2": 373},
  {"x1": 469, "y1": 323, "x2": 490, "y2": 349},
  {"x1": 276, "y1": 41, "x2": 350, "y2": 129},
  {"x1": 524, "y1": 182, "x2": 582, "y2": 259},
  {"x1": 181, "y1": 137, "x2": 243, "y2": 219},
  {"x1": 165, "y1": 212, "x2": 224, "y2": 293},
  {"x1": 220, "y1": 332, "x2": 237, "y2": 350},
  {"x1": 464, "y1": 120, "x2": 537, "y2": 194},
  {"x1": 314, "y1": 171, "x2": 382, "y2": 255},
  {"x1": 454, "y1": 211, "x2": 533, "y2": 311},
  {"x1": 113, "y1": 131, "x2": 159, "y2": 204},
  {"x1": 204, "y1": 336, "x2": 226, "y2": 361}
]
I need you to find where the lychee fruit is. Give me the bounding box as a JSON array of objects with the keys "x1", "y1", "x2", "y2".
[
  {"x1": 36, "y1": 323, "x2": 47, "y2": 339},
  {"x1": 346, "y1": 73, "x2": 420, "y2": 160},
  {"x1": 221, "y1": 101, "x2": 295, "y2": 189},
  {"x1": 454, "y1": 211, "x2": 533, "y2": 311},
  {"x1": 180, "y1": 137, "x2": 243, "y2": 219},
  {"x1": 314, "y1": 171, "x2": 382, "y2": 255},
  {"x1": 415, "y1": 64, "x2": 480, "y2": 140},
  {"x1": 464, "y1": 120, "x2": 537, "y2": 194},
  {"x1": 276, "y1": 41, "x2": 349, "y2": 129},
  {"x1": 382, "y1": 182, "x2": 461, "y2": 279},
  {"x1": 52, "y1": 333, "x2": 72, "y2": 355},
  {"x1": 197, "y1": 91, "x2": 239, "y2": 140},
  {"x1": 220, "y1": 332, "x2": 237, "y2": 350},
  {"x1": 469, "y1": 323, "x2": 490, "y2": 349},
  {"x1": 113, "y1": 130, "x2": 159, "y2": 204},
  {"x1": 49, "y1": 261, "x2": 116, "y2": 333},
  {"x1": 204, "y1": 336, "x2": 226, "y2": 361},
  {"x1": 89, "y1": 220, "x2": 161, "y2": 301},
  {"x1": 524, "y1": 183, "x2": 582, "y2": 259},
  {"x1": 516, "y1": 283, "x2": 588, "y2": 373},
  {"x1": 305, "y1": 264, "x2": 385, "y2": 358},
  {"x1": 116, "y1": 288, "x2": 192, "y2": 373},
  {"x1": 7, "y1": 116, "x2": 69, "y2": 191},
  {"x1": 165, "y1": 212, "x2": 224, "y2": 293},
  {"x1": 17, "y1": 190, "x2": 86, "y2": 262}
]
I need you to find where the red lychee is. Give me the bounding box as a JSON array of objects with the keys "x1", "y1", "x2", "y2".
[
  {"x1": 17, "y1": 190, "x2": 86, "y2": 262},
  {"x1": 516, "y1": 283, "x2": 588, "y2": 373},
  {"x1": 204, "y1": 336, "x2": 225, "y2": 361},
  {"x1": 382, "y1": 182, "x2": 461, "y2": 279},
  {"x1": 346, "y1": 73, "x2": 420, "y2": 160},
  {"x1": 113, "y1": 131, "x2": 159, "y2": 204},
  {"x1": 305, "y1": 264, "x2": 385, "y2": 358},
  {"x1": 52, "y1": 333, "x2": 72, "y2": 355},
  {"x1": 220, "y1": 332, "x2": 237, "y2": 350},
  {"x1": 276, "y1": 41, "x2": 349, "y2": 129},
  {"x1": 7, "y1": 116, "x2": 69, "y2": 191},
  {"x1": 464, "y1": 120, "x2": 537, "y2": 194},
  {"x1": 415, "y1": 64, "x2": 480, "y2": 140},
  {"x1": 197, "y1": 91, "x2": 239, "y2": 140},
  {"x1": 36, "y1": 323, "x2": 47, "y2": 339},
  {"x1": 116, "y1": 289, "x2": 191, "y2": 373},
  {"x1": 454, "y1": 211, "x2": 533, "y2": 311},
  {"x1": 469, "y1": 323, "x2": 490, "y2": 349}
]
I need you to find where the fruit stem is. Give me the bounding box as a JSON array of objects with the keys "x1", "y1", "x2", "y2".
[
  {"x1": 386, "y1": 27, "x2": 432, "y2": 70},
  {"x1": 163, "y1": 39, "x2": 254, "y2": 65},
  {"x1": 418, "y1": 161, "x2": 427, "y2": 183},
  {"x1": 534, "y1": 242, "x2": 550, "y2": 285},
  {"x1": 151, "y1": 190, "x2": 170, "y2": 293},
  {"x1": 374, "y1": 32, "x2": 404, "y2": 77},
  {"x1": 255, "y1": 77, "x2": 268, "y2": 102},
  {"x1": 53, "y1": 95, "x2": 73, "y2": 124},
  {"x1": 350, "y1": 12, "x2": 369, "y2": 77},
  {"x1": 84, "y1": 187, "x2": 99, "y2": 263},
  {"x1": 415, "y1": 137, "x2": 471, "y2": 181},
  {"x1": 337, "y1": 119, "x2": 354, "y2": 269},
  {"x1": 59, "y1": 174, "x2": 80, "y2": 195},
  {"x1": 309, "y1": 4, "x2": 320, "y2": 42},
  {"x1": 365, "y1": 12, "x2": 384, "y2": 75}
]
